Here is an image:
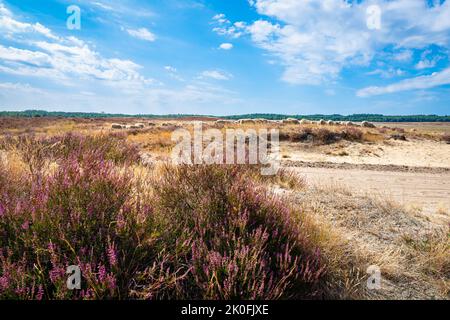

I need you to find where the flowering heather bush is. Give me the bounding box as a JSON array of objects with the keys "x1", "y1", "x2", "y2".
[
  {"x1": 46, "y1": 133, "x2": 141, "y2": 164},
  {"x1": 281, "y1": 127, "x2": 364, "y2": 145},
  {"x1": 0, "y1": 133, "x2": 326, "y2": 300},
  {"x1": 0, "y1": 151, "x2": 153, "y2": 299},
  {"x1": 1, "y1": 133, "x2": 140, "y2": 173},
  {"x1": 132, "y1": 164, "x2": 326, "y2": 299}
]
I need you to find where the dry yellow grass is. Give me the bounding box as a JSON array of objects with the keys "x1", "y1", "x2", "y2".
[
  {"x1": 127, "y1": 129, "x2": 174, "y2": 154},
  {"x1": 283, "y1": 182, "x2": 450, "y2": 299}
]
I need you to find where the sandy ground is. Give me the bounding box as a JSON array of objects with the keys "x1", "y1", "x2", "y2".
[
  {"x1": 377, "y1": 122, "x2": 450, "y2": 134},
  {"x1": 283, "y1": 139, "x2": 450, "y2": 168},
  {"x1": 291, "y1": 166, "x2": 450, "y2": 217}
]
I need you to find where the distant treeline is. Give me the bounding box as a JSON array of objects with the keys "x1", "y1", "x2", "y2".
[
  {"x1": 222, "y1": 113, "x2": 450, "y2": 122},
  {"x1": 0, "y1": 110, "x2": 207, "y2": 119},
  {"x1": 0, "y1": 110, "x2": 449, "y2": 122}
]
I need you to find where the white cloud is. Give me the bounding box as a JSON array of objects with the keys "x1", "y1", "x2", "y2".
[
  {"x1": 415, "y1": 50, "x2": 443, "y2": 69},
  {"x1": 0, "y1": 82, "x2": 44, "y2": 93},
  {"x1": 0, "y1": 3, "x2": 59, "y2": 40},
  {"x1": 0, "y1": 46, "x2": 51, "y2": 67},
  {"x1": 212, "y1": 13, "x2": 230, "y2": 24},
  {"x1": 164, "y1": 65, "x2": 184, "y2": 81},
  {"x1": 212, "y1": 13, "x2": 246, "y2": 38},
  {"x1": 200, "y1": 70, "x2": 232, "y2": 80},
  {"x1": 74, "y1": 0, "x2": 155, "y2": 18},
  {"x1": 0, "y1": 3, "x2": 239, "y2": 113},
  {"x1": 416, "y1": 59, "x2": 437, "y2": 70},
  {"x1": 126, "y1": 27, "x2": 156, "y2": 42},
  {"x1": 214, "y1": 0, "x2": 450, "y2": 86},
  {"x1": 366, "y1": 67, "x2": 405, "y2": 78},
  {"x1": 357, "y1": 67, "x2": 450, "y2": 97},
  {"x1": 92, "y1": 2, "x2": 114, "y2": 11},
  {"x1": 219, "y1": 43, "x2": 233, "y2": 50},
  {"x1": 0, "y1": 6, "x2": 154, "y2": 89},
  {"x1": 164, "y1": 65, "x2": 177, "y2": 73},
  {"x1": 392, "y1": 50, "x2": 413, "y2": 62}
]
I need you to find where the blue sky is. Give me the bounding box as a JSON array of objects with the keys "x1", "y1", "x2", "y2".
[{"x1": 0, "y1": 0, "x2": 449, "y2": 115}]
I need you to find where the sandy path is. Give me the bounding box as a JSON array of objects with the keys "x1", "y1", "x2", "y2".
[
  {"x1": 291, "y1": 166, "x2": 450, "y2": 216},
  {"x1": 283, "y1": 139, "x2": 450, "y2": 168}
]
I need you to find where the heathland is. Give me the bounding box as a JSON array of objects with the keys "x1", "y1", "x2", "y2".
[{"x1": 0, "y1": 116, "x2": 448, "y2": 299}]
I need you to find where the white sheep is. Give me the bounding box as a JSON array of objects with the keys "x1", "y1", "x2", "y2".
[{"x1": 299, "y1": 119, "x2": 311, "y2": 124}]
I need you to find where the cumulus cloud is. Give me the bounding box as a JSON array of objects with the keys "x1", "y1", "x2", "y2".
[
  {"x1": 0, "y1": 3, "x2": 239, "y2": 113},
  {"x1": 212, "y1": 13, "x2": 230, "y2": 24},
  {"x1": 0, "y1": 46, "x2": 51, "y2": 67},
  {"x1": 0, "y1": 39, "x2": 152, "y2": 88},
  {"x1": 0, "y1": 3, "x2": 59, "y2": 40},
  {"x1": 0, "y1": 4, "x2": 155, "y2": 89},
  {"x1": 213, "y1": 0, "x2": 450, "y2": 89},
  {"x1": 415, "y1": 50, "x2": 443, "y2": 69},
  {"x1": 126, "y1": 27, "x2": 156, "y2": 42},
  {"x1": 219, "y1": 43, "x2": 233, "y2": 50},
  {"x1": 366, "y1": 67, "x2": 405, "y2": 79},
  {"x1": 164, "y1": 65, "x2": 177, "y2": 73},
  {"x1": 357, "y1": 67, "x2": 450, "y2": 97},
  {"x1": 212, "y1": 13, "x2": 246, "y2": 38},
  {"x1": 200, "y1": 70, "x2": 232, "y2": 80}
]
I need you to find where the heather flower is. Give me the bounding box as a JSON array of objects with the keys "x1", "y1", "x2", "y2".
[
  {"x1": 49, "y1": 266, "x2": 65, "y2": 284},
  {"x1": 0, "y1": 275, "x2": 9, "y2": 291},
  {"x1": 21, "y1": 220, "x2": 29, "y2": 230},
  {"x1": 107, "y1": 243, "x2": 117, "y2": 267},
  {"x1": 36, "y1": 285, "x2": 44, "y2": 300},
  {"x1": 105, "y1": 274, "x2": 117, "y2": 291},
  {"x1": 0, "y1": 203, "x2": 5, "y2": 217},
  {"x1": 81, "y1": 288, "x2": 94, "y2": 300},
  {"x1": 97, "y1": 265, "x2": 106, "y2": 283}
]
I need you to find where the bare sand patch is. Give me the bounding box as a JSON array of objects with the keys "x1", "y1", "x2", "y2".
[
  {"x1": 291, "y1": 166, "x2": 450, "y2": 218},
  {"x1": 283, "y1": 138, "x2": 450, "y2": 168}
]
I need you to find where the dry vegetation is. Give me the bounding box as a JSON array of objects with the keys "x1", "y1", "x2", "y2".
[{"x1": 0, "y1": 117, "x2": 448, "y2": 300}]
